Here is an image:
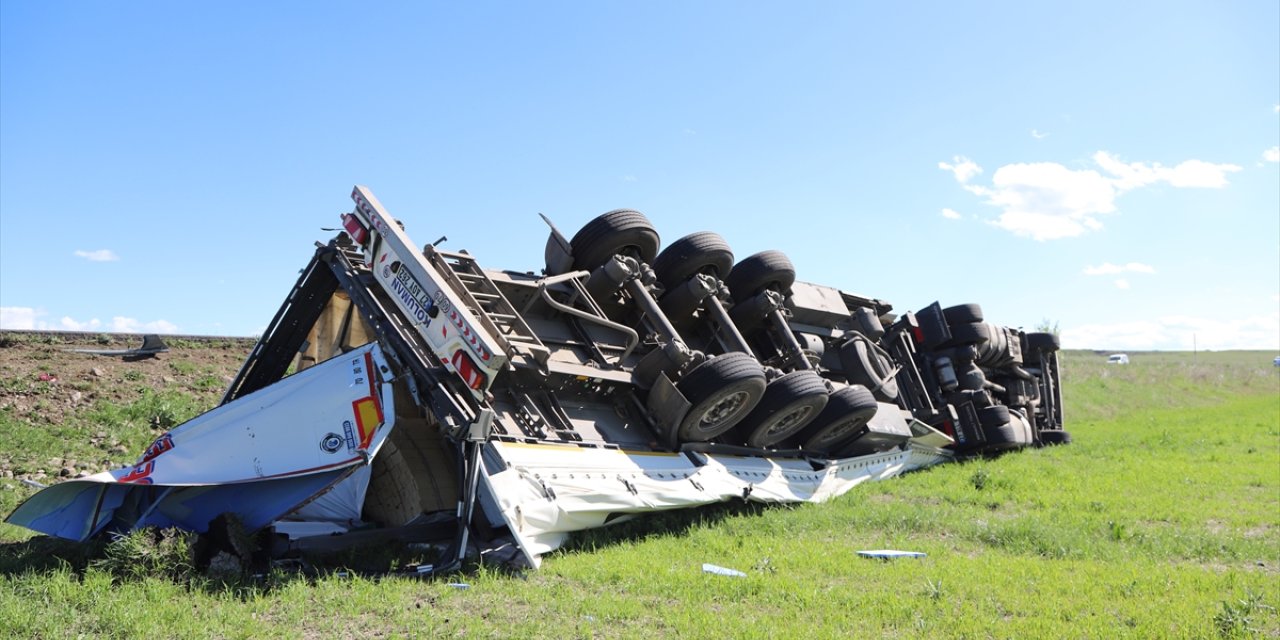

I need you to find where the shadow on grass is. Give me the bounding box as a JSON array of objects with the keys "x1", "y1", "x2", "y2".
[
  {"x1": 0, "y1": 529, "x2": 451, "y2": 598},
  {"x1": 1, "y1": 499, "x2": 786, "y2": 592},
  {"x1": 0, "y1": 535, "x2": 103, "y2": 576}
]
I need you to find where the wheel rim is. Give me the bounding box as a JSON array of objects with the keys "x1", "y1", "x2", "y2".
[
  {"x1": 814, "y1": 418, "x2": 858, "y2": 445},
  {"x1": 764, "y1": 404, "x2": 816, "y2": 438},
  {"x1": 695, "y1": 390, "x2": 752, "y2": 434}
]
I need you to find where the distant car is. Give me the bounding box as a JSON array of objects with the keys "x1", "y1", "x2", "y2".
[
  {"x1": 1273, "y1": 356, "x2": 1280, "y2": 367},
  {"x1": 1107, "y1": 354, "x2": 1129, "y2": 365}
]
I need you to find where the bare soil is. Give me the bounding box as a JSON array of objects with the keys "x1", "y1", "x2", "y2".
[
  {"x1": 0, "y1": 333, "x2": 254, "y2": 421},
  {"x1": 0, "y1": 332, "x2": 256, "y2": 480}
]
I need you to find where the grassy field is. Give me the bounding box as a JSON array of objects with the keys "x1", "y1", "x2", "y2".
[{"x1": 1, "y1": 348, "x2": 1277, "y2": 638}]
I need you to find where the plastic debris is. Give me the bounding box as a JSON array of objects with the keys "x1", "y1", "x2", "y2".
[
  {"x1": 446, "y1": 582, "x2": 470, "y2": 590},
  {"x1": 857, "y1": 549, "x2": 926, "y2": 559},
  {"x1": 702, "y1": 563, "x2": 747, "y2": 577}
]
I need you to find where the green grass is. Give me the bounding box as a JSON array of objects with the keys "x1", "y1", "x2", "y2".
[{"x1": 1, "y1": 350, "x2": 1277, "y2": 638}]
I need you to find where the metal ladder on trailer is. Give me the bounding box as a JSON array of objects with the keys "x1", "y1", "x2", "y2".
[{"x1": 424, "y1": 246, "x2": 550, "y2": 371}]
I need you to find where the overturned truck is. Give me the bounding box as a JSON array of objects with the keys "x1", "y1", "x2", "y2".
[{"x1": 7, "y1": 186, "x2": 1067, "y2": 570}]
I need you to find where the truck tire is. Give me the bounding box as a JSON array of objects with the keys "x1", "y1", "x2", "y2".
[
  {"x1": 570, "y1": 209, "x2": 661, "y2": 272},
  {"x1": 725, "y1": 250, "x2": 796, "y2": 303},
  {"x1": 362, "y1": 440, "x2": 423, "y2": 527},
  {"x1": 982, "y1": 424, "x2": 1020, "y2": 450},
  {"x1": 977, "y1": 404, "x2": 1010, "y2": 427},
  {"x1": 946, "y1": 322, "x2": 991, "y2": 346},
  {"x1": 1039, "y1": 430, "x2": 1072, "y2": 446},
  {"x1": 676, "y1": 353, "x2": 767, "y2": 441},
  {"x1": 838, "y1": 335, "x2": 900, "y2": 402},
  {"x1": 794, "y1": 384, "x2": 879, "y2": 454},
  {"x1": 1024, "y1": 332, "x2": 1060, "y2": 353},
  {"x1": 733, "y1": 370, "x2": 829, "y2": 448},
  {"x1": 652, "y1": 232, "x2": 735, "y2": 291},
  {"x1": 942, "y1": 303, "x2": 984, "y2": 325}
]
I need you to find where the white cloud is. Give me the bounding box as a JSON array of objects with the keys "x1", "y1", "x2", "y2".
[
  {"x1": 73, "y1": 249, "x2": 120, "y2": 262},
  {"x1": 938, "y1": 156, "x2": 983, "y2": 184},
  {"x1": 0, "y1": 306, "x2": 177, "y2": 333},
  {"x1": 1274, "y1": 104, "x2": 1279, "y2": 114},
  {"x1": 1031, "y1": 129, "x2": 1049, "y2": 140},
  {"x1": 964, "y1": 162, "x2": 1118, "y2": 240},
  {"x1": 1062, "y1": 312, "x2": 1280, "y2": 350},
  {"x1": 108, "y1": 317, "x2": 179, "y2": 333},
  {"x1": 60, "y1": 316, "x2": 102, "y2": 331},
  {"x1": 1083, "y1": 262, "x2": 1156, "y2": 276},
  {"x1": 1264, "y1": 147, "x2": 1280, "y2": 163},
  {"x1": 941, "y1": 208, "x2": 962, "y2": 220},
  {"x1": 0, "y1": 306, "x2": 41, "y2": 330},
  {"x1": 1091, "y1": 151, "x2": 1241, "y2": 189},
  {"x1": 1113, "y1": 278, "x2": 1130, "y2": 290},
  {"x1": 941, "y1": 151, "x2": 1243, "y2": 241},
  {"x1": 622, "y1": 175, "x2": 638, "y2": 182}
]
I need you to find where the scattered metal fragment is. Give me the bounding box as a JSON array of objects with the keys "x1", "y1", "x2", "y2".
[
  {"x1": 702, "y1": 563, "x2": 747, "y2": 577},
  {"x1": 857, "y1": 549, "x2": 926, "y2": 559}
]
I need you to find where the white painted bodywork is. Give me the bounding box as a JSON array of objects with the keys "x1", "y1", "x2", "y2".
[
  {"x1": 482, "y1": 440, "x2": 951, "y2": 566},
  {"x1": 6, "y1": 344, "x2": 396, "y2": 540}
]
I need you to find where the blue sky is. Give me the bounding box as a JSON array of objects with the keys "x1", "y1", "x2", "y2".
[{"x1": 2, "y1": 1, "x2": 1277, "y2": 351}]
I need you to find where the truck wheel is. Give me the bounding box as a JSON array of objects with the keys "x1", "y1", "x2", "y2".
[
  {"x1": 725, "y1": 250, "x2": 796, "y2": 303},
  {"x1": 795, "y1": 384, "x2": 878, "y2": 454},
  {"x1": 733, "y1": 370, "x2": 829, "y2": 448},
  {"x1": 946, "y1": 322, "x2": 991, "y2": 347},
  {"x1": 975, "y1": 404, "x2": 1017, "y2": 450},
  {"x1": 570, "y1": 209, "x2": 661, "y2": 272},
  {"x1": 362, "y1": 440, "x2": 423, "y2": 527},
  {"x1": 1024, "y1": 332, "x2": 1060, "y2": 353},
  {"x1": 977, "y1": 404, "x2": 1010, "y2": 427},
  {"x1": 942, "y1": 303, "x2": 984, "y2": 324},
  {"x1": 982, "y1": 424, "x2": 1020, "y2": 450},
  {"x1": 676, "y1": 353, "x2": 767, "y2": 441},
  {"x1": 652, "y1": 232, "x2": 735, "y2": 291},
  {"x1": 1039, "y1": 430, "x2": 1072, "y2": 446}
]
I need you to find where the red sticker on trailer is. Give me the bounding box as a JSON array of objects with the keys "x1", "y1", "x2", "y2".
[
  {"x1": 451, "y1": 349, "x2": 487, "y2": 391},
  {"x1": 341, "y1": 212, "x2": 369, "y2": 245}
]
